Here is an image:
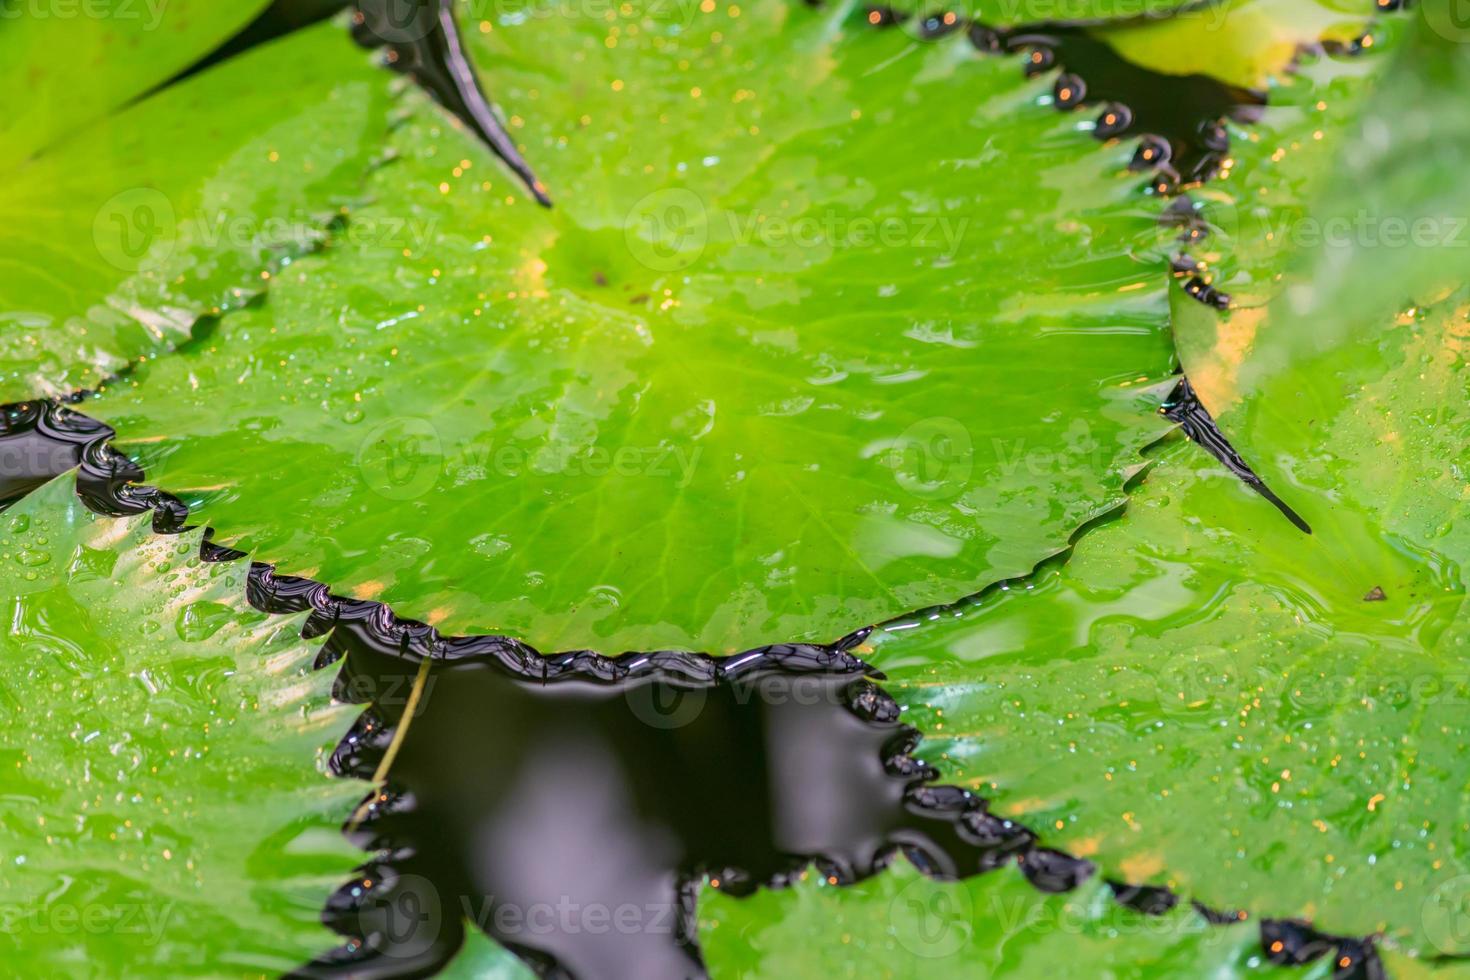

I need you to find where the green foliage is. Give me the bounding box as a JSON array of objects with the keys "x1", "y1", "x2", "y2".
[
  {"x1": 698, "y1": 864, "x2": 1295, "y2": 978},
  {"x1": 90, "y1": 0, "x2": 1184, "y2": 654},
  {"x1": 873, "y1": 80, "x2": 1470, "y2": 952},
  {"x1": 875, "y1": 0, "x2": 1195, "y2": 26},
  {"x1": 1144, "y1": 1, "x2": 1393, "y2": 318},
  {"x1": 1, "y1": 0, "x2": 1462, "y2": 975},
  {"x1": 0, "y1": 21, "x2": 393, "y2": 400},
  {"x1": 1096, "y1": 0, "x2": 1367, "y2": 89},
  {"x1": 0, "y1": 475, "x2": 362, "y2": 974},
  {"x1": 0, "y1": 0, "x2": 272, "y2": 167},
  {"x1": 1226, "y1": 4, "x2": 1470, "y2": 396}
]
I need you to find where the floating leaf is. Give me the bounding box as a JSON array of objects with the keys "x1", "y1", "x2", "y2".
[
  {"x1": 90, "y1": 0, "x2": 1185, "y2": 654},
  {"x1": 0, "y1": 0, "x2": 1446, "y2": 975},
  {"x1": 0, "y1": 20, "x2": 392, "y2": 400},
  {"x1": 1096, "y1": 0, "x2": 1368, "y2": 90},
  {"x1": 699, "y1": 866, "x2": 1292, "y2": 978},
  {"x1": 1223, "y1": 5, "x2": 1470, "y2": 395},
  {"x1": 872, "y1": 218, "x2": 1470, "y2": 955},
  {"x1": 0, "y1": 0, "x2": 272, "y2": 167},
  {"x1": 0, "y1": 474, "x2": 363, "y2": 973}
]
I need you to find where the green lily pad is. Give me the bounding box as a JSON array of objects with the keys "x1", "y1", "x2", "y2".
[
  {"x1": 1164, "y1": 6, "x2": 1403, "y2": 406},
  {"x1": 1096, "y1": 0, "x2": 1368, "y2": 90},
  {"x1": 437, "y1": 859, "x2": 1304, "y2": 978},
  {"x1": 698, "y1": 864, "x2": 1302, "y2": 978},
  {"x1": 0, "y1": 474, "x2": 362, "y2": 974},
  {"x1": 1219, "y1": 7, "x2": 1470, "y2": 395},
  {"x1": 869, "y1": 273, "x2": 1470, "y2": 951},
  {"x1": 89, "y1": 0, "x2": 1181, "y2": 654},
  {"x1": 1091, "y1": 0, "x2": 1394, "y2": 342},
  {"x1": 0, "y1": 0, "x2": 272, "y2": 168},
  {"x1": 0, "y1": 20, "x2": 393, "y2": 401},
  {"x1": 0, "y1": 2, "x2": 1446, "y2": 976},
  {"x1": 868, "y1": 0, "x2": 1194, "y2": 27},
  {"x1": 857, "y1": 5, "x2": 1470, "y2": 958}
]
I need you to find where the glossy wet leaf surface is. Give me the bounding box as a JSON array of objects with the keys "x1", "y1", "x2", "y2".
[
  {"x1": 90, "y1": 0, "x2": 1183, "y2": 655},
  {"x1": 0, "y1": 1, "x2": 1460, "y2": 977},
  {"x1": 1214, "y1": 8, "x2": 1470, "y2": 389},
  {"x1": 1094, "y1": 0, "x2": 1366, "y2": 90},
  {"x1": 698, "y1": 865, "x2": 1299, "y2": 979},
  {"x1": 871, "y1": 278, "x2": 1469, "y2": 952},
  {"x1": 439, "y1": 859, "x2": 1308, "y2": 979},
  {"x1": 877, "y1": 0, "x2": 1193, "y2": 27},
  {"x1": 0, "y1": 20, "x2": 392, "y2": 401},
  {"x1": 0, "y1": 475, "x2": 362, "y2": 974},
  {"x1": 1135, "y1": 0, "x2": 1390, "y2": 319},
  {"x1": 971, "y1": 0, "x2": 1196, "y2": 22}
]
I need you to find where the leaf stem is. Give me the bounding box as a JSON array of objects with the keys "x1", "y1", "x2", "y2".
[{"x1": 346, "y1": 655, "x2": 433, "y2": 832}]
